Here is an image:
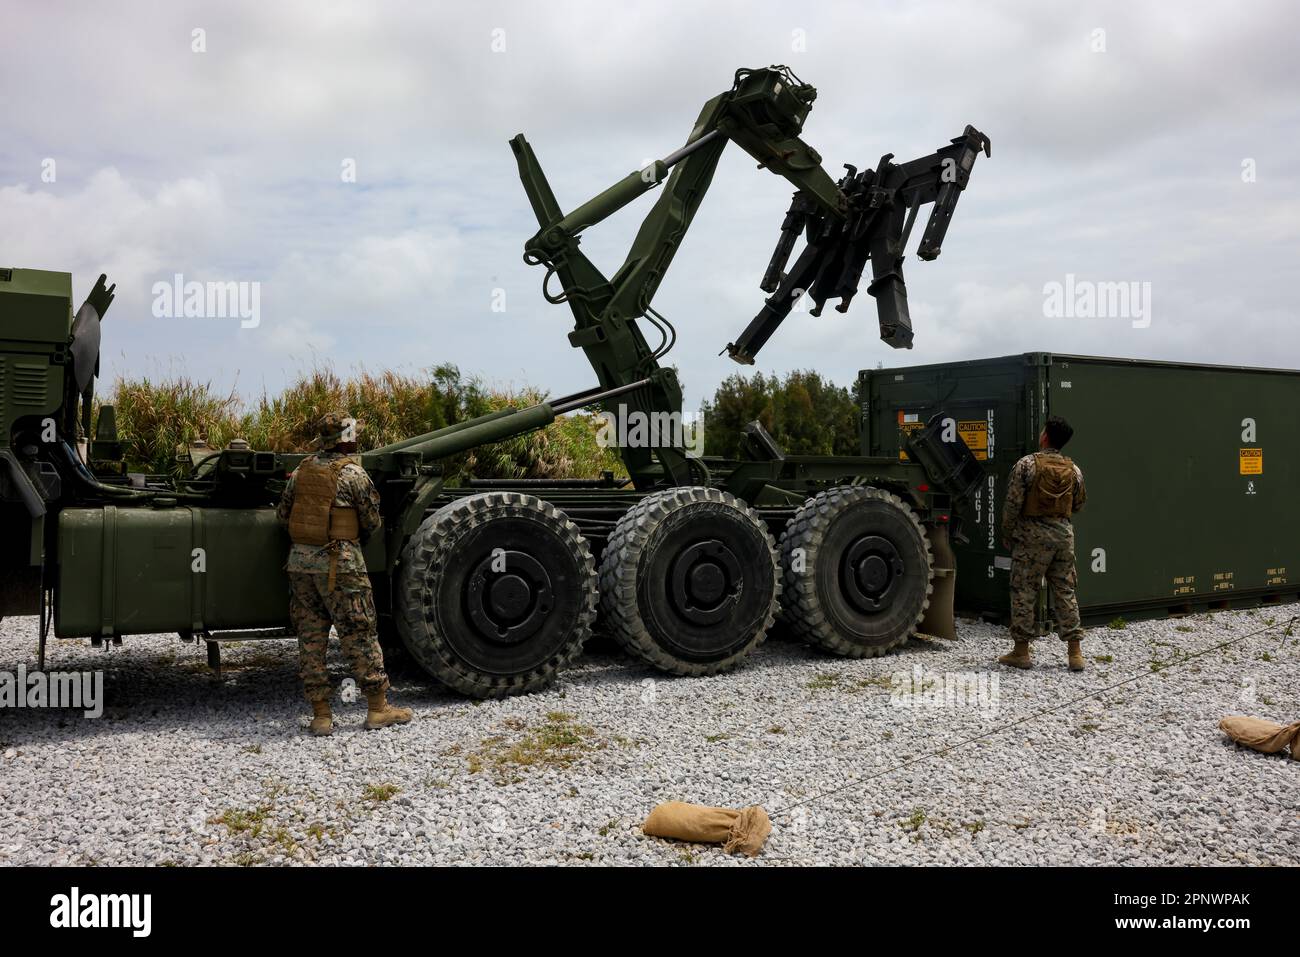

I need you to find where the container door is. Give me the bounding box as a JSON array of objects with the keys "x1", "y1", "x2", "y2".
[{"x1": 1049, "y1": 359, "x2": 1300, "y2": 618}]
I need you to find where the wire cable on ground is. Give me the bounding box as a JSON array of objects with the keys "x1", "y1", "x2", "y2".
[{"x1": 766, "y1": 614, "x2": 1297, "y2": 821}]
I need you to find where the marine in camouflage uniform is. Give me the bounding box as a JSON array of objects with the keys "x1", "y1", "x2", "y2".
[
  {"x1": 999, "y1": 415, "x2": 1088, "y2": 672},
  {"x1": 277, "y1": 412, "x2": 412, "y2": 735}
]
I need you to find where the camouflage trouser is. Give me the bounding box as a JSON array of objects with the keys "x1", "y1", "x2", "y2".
[
  {"x1": 288, "y1": 572, "x2": 389, "y2": 704},
  {"x1": 1009, "y1": 522, "x2": 1083, "y2": 643}
]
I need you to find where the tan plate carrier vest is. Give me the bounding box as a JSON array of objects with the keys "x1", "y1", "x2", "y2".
[
  {"x1": 288, "y1": 458, "x2": 360, "y2": 546},
  {"x1": 1022, "y1": 451, "x2": 1076, "y2": 518}
]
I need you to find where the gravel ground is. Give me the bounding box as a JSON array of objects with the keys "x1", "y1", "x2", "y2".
[{"x1": 1, "y1": 606, "x2": 1297, "y2": 866}]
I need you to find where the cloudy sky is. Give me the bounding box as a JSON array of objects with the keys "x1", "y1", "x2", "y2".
[{"x1": 3, "y1": 1, "x2": 1298, "y2": 409}]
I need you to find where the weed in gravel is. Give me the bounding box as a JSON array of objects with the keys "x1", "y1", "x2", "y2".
[
  {"x1": 1147, "y1": 638, "x2": 1189, "y2": 672},
  {"x1": 1094, "y1": 655, "x2": 1114, "y2": 663},
  {"x1": 1175, "y1": 625, "x2": 1194, "y2": 633},
  {"x1": 900, "y1": 808, "x2": 927, "y2": 833},
  {"x1": 806, "y1": 671, "x2": 895, "y2": 694},
  {"x1": 704, "y1": 732, "x2": 731, "y2": 743},
  {"x1": 232, "y1": 852, "x2": 261, "y2": 867},
  {"x1": 806, "y1": 672, "x2": 841, "y2": 691},
  {"x1": 362, "y1": 783, "x2": 402, "y2": 803},
  {"x1": 463, "y1": 712, "x2": 602, "y2": 783},
  {"x1": 962, "y1": 820, "x2": 986, "y2": 835},
  {"x1": 269, "y1": 826, "x2": 297, "y2": 854},
  {"x1": 209, "y1": 804, "x2": 273, "y2": 837},
  {"x1": 1258, "y1": 651, "x2": 1274, "y2": 662},
  {"x1": 855, "y1": 675, "x2": 896, "y2": 691},
  {"x1": 1107, "y1": 618, "x2": 1127, "y2": 630},
  {"x1": 598, "y1": 818, "x2": 620, "y2": 836},
  {"x1": 767, "y1": 725, "x2": 787, "y2": 735}
]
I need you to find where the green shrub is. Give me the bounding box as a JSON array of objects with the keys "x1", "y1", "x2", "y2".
[{"x1": 102, "y1": 363, "x2": 623, "y2": 480}]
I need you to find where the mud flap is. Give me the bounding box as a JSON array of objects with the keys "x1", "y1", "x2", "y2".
[{"x1": 920, "y1": 523, "x2": 957, "y2": 640}]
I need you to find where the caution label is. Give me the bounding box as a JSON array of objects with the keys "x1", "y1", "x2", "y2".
[
  {"x1": 1239, "y1": 448, "x2": 1262, "y2": 475},
  {"x1": 898, "y1": 411, "x2": 924, "y2": 461},
  {"x1": 958, "y1": 420, "x2": 989, "y2": 460}
]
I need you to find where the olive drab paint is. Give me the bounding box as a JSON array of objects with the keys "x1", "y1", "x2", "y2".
[{"x1": 860, "y1": 352, "x2": 1300, "y2": 626}]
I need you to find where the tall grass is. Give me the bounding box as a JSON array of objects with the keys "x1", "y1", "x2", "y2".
[{"x1": 103, "y1": 363, "x2": 625, "y2": 481}]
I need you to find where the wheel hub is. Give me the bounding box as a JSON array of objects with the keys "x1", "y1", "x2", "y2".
[
  {"x1": 841, "y1": 535, "x2": 904, "y2": 613},
  {"x1": 466, "y1": 551, "x2": 553, "y2": 644},
  {"x1": 669, "y1": 539, "x2": 742, "y2": 626}
]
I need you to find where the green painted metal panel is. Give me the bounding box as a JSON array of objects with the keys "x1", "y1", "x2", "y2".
[
  {"x1": 1050, "y1": 356, "x2": 1300, "y2": 614},
  {"x1": 861, "y1": 353, "x2": 1300, "y2": 624},
  {"x1": 56, "y1": 506, "x2": 292, "y2": 637},
  {"x1": 0, "y1": 267, "x2": 72, "y2": 441}
]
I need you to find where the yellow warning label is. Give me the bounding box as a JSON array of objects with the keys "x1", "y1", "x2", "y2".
[
  {"x1": 958, "y1": 420, "x2": 989, "y2": 461},
  {"x1": 1239, "y1": 448, "x2": 1262, "y2": 475},
  {"x1": 898, "y1": 425, "x2": 923, "y2": 460},
  {"x1": 898, "y1": 412, "x2": 924, "y2": 461}
]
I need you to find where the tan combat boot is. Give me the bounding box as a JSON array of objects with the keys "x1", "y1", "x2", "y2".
[
  {"x1": 364, "y1": 692, "x2": 413, "y2": 730},
  {"x1": 1067, "y1": 640, "x2": 1085, "y2": 672},
  {"x1": 309, "y1": 699, "x2": 333, "y2": 737},
  {"x1": 998, "y1": 640, "x2": 1033, "y2": 669}
]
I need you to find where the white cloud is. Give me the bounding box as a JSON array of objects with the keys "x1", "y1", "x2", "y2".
[{"x1": 1, "y1": 0, "x2": 1298, "y2": 402}]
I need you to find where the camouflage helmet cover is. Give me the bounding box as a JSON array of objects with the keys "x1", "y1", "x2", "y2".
[{"x1": 316, "y1": 411, "x2": 360, "y2": 449}]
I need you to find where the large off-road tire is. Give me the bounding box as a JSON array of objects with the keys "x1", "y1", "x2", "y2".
[
  {"x1": 598, "y1": 487, "x2": 780, "y2": 676},
  {"x1": 778, "y1": 486, "x2": 933, "y2": 658},
  {"x1": 396, "y1": 492, "x2": 598, "y2": 698}
]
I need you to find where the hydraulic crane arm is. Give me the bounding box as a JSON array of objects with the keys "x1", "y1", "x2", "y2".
[
  {"x1": 728, "y1": 122, "x2": 991, "y2": 362},
  {"x1": 511, "y1": 65, "x2": 988, "y2": 488}
]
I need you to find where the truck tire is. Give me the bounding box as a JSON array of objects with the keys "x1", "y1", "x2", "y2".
[
  {"x1": 778, "y1": 486, "x2": 932, "y2": 658},
  {"x1": 396, "y1": 492, "x2": 598, "y2": 698},
  {"x1": 598, "y1": 487, "x2": 780, "y2": 676}
]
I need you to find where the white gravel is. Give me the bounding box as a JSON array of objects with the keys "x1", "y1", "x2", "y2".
[{"x1": 1, "y1": 606, "x2": 1297, "y2": 866}]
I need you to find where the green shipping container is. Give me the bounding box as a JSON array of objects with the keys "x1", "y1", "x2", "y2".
[{"x1": 859, "y1": 353, "x2": 1300, "y2": 626}]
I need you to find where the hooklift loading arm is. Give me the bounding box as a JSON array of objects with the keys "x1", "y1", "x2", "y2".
[{"x1": 511, "y1": 65, "x2": 989, "y2": 488}]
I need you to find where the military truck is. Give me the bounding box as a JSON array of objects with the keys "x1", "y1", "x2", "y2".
[{"x1": 0, "y1": 66, "x2": 987, "y2": 698}]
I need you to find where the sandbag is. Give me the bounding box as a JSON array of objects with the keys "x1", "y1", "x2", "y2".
[
  {"x1": 642, "y1": 801, "x2": 772, "y2": 857},
  {"x1": 1219, "y1": 715, "x2": 1300, "y2": 758}
]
